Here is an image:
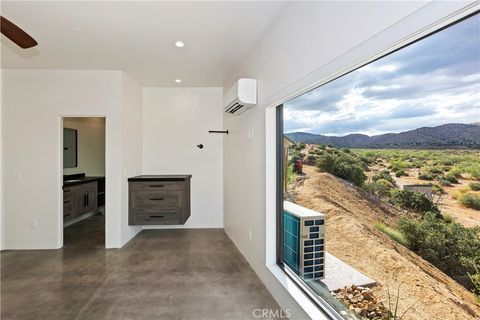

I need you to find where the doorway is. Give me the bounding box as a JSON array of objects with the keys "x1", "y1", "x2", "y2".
[{"x1": 61, "y1": 117, "x2": 106, "y2": 248}]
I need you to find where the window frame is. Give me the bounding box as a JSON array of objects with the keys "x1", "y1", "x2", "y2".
[{"x1": 274, "y1": 9, "x2": 479, "y2": 319}]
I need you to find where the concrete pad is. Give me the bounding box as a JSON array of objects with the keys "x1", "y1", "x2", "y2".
[{"x1": 321, "y1": 252, "x2": 376, "y2": 291}]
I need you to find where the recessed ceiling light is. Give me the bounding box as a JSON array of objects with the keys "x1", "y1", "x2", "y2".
[
  {"x1": 175, "y1": 41, "x2": 185, "y2": 48},
  {"x1": 175, "y1": 79, "x2": 182, "y2": 83}
]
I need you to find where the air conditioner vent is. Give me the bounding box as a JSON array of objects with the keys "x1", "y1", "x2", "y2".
[{"x1": 224, "y1": 79, "x2": 257, "y2": 115}]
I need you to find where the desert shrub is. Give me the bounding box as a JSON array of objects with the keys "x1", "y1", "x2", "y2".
[
  {"x1": 468, "y1": 266, "x2": 480, "y2": 298},
  {"x1": 389, "y1": 160, "x2": 410, "y2": 172},
  {"x1": 398, "y1": 212, "x2": 480, "y2": 291},
  {"x1": 285, "y1": 164, "x2": 297, "y2": 185},
  {"x1": 418, "y1": 172, "x2": 435, "y2": 181},
  {"x1": 441, "y1": 159, "x2": 455, "y2": 166},
  {"x1": 438, "y1": 179, "x2": 452, "y2": 187},
  {"x1": 469, "y1": 182, "x2": 480, "y2": 191},
  {"x1": 395, "y1": 170, "x2": 408, "y2": 178},
  {"x1": 289, "y1": 152, "x2": 304, "y2": 164},
  {"x1": 342, "y1": 148, "x2": 351, "y2": 154},
  {"x1": 444, "y1": 173, "x2": 459, "y2": 184},
  {"x1": 318, "y1": 144, "x2": 326, "y2": 150},
  {"x1": 306, "y1": 154, "x2": 318, "y2": 165},
  {"x1": 372, "y1": 170, "x2": 396, "y2": 185},
  {"x1": 458, "y1": 193, "x2": 480, "y2": 210},
  {"x1": 365, "y1": 179, "x2": 395, "y2": 198},
  {"x1": 294, "y1": 145, "x2": 302, "y2": 152},
  {"x1": 429, "y1": 166, "x2": 444, "y2": 174},
  {"x1": 375, "y1": 222, "x2": 410, "y2": 247},
  {"x1": 432, "y1": 184, "x2": 444, "y2": 195},
  {"x1": 298, "y1": 143, "x2": 306, "y2": 149},
  {"x1": 316, "y1": 152, "x2": 366, "y2": 186},
  {"x1": 389, "y1": 189, "x2": 440, "y2": 214},
  {"x1": 448, "y1": 168, "x2": 462, "y2": 178}
]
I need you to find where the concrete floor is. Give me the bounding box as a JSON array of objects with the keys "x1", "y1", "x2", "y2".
[{"x1": 1, "y1": 215, "x2": 281, "y2": 320}]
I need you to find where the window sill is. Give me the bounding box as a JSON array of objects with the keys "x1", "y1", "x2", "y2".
[{"x1": 267, "y1": 263, "x2": 330, "y2": 320}]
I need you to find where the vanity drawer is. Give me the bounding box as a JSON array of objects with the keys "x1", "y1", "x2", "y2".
[
  {"x1": 130, "y1": 181, "x2": 183, "y2": 191},
  {"x1": 63, "y1": 197, "x2": 74, "y2": 221}
]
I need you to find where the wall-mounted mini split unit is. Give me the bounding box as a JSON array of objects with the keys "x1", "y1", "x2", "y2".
[{"x1": 224, "y1": 78, "x2": 257, "y2": 115}]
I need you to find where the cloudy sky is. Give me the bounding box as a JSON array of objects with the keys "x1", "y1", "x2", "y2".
[{"x1": 284, "y1": 14, "x2": 480, "y2": 136}]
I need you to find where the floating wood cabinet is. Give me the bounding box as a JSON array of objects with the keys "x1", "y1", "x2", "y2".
[
  {"x1": 128, "y1": 175, "x2": 192, "y2": 225},
  {"x1": 63, "y1": 182, "x2": 98, "y2": 222}
]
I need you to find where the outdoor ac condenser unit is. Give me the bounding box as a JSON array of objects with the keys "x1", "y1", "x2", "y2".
[
  {"x1": 224, "y1": 78, "x2": 257, "y2": 115},
  {"x1": 283, "y1": 201, "x2": 326, "y2": 281}
]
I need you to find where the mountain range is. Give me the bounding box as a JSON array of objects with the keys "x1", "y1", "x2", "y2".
[{"x1": 286, "y1": 123, "x2": 480, "y2": 149}]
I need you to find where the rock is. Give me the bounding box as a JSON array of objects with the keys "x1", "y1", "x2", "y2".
[
  {"x1": 367, "y1": 303, "x2": 375, "y2": 312},
  {"x1": 362, "y1": 291, "x2": 374, "y2": 301}
]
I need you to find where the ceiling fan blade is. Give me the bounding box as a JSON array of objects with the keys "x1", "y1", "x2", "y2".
[{"x1": 1, "y1": 16, "x2": 37, "y2": 49}]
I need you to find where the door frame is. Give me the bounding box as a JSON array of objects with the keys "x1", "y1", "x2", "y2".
[{"x1": 58, "y1": 115, "x2": 107, "y2": 248}]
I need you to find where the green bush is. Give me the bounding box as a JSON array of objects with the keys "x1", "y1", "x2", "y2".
[
  {"x1": 398, "y1": 212, "x2": 480, "y2": 291},
  {"x1": 469, "y1": 182, "x2": 480, "y2": 191},
  {"x1": 316, "y1": 151, "x2": 366, "y2": 186},
  {"x1": 372, "y1": 170, "x2": 396, "y2": 185},
  {"x1": 418, "y1": 172, "x2": 435, "y2": 181},
  {"x1": 298, "y1": 143, "x2": 306, "y2": 149},
  {"x1": 289, "y1": 152, "x2": 304, "y2": 165},
  {"x1": 389, "y1": 189, "x2": 440, "y2": 214},
  {"x1": 468, "y1": 266, "x2": 480, "y2": 298},
  {"x1": 459, "y1": 193, "x2": 480, "y2": 210},
  {"x1": 395, "y1": 169, "x2": 408, "y2": 178},
  {"x1": 438, "y1": 179, "x2": 452, "y2": 187},
  {"x1": 444, "y1": 173, "x2": 459, "y2": 184},
  {"x1": 431, "y1": 184, "x2": 444, "y2": 195},
  {"x1": 375, "y1": 222, "x2": 410, "y2": 247},
  {"x1": 364, "y1": 179, "x2": 394, "y2": 198},
  {"x1": 306, "y1": 154, "x2": 318, "y2": 165}
]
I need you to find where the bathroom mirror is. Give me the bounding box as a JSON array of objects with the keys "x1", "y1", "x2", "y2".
[{"x1": 64, "y1": 128, "x2": 78, "y2": 168}]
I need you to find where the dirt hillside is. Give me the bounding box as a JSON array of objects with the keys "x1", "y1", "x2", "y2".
[{"x1": 291, "y1": 165, "x2": 480, "y2": 320}]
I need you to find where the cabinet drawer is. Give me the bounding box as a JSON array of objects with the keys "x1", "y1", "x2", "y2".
[
  {"x1": 133, "y1": 192, "x2": 181, "y2": 212},
  {"x1": 129, "y1": 181, "x2": 183, "y2": 191},
  {"x1": 134, "y1": 212, "x2": 180, "y2": 225}
]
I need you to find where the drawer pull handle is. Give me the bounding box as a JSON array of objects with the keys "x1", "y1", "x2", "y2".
[
  {"x1": 150, "y1": 184, "x2": 165, "y2": 188},
  {"x1": 150, "y1": 215, "x2": 164, "y2": 218},
  {"x1": 150, "y1": 198, "x2": 164, "y2": 201}
]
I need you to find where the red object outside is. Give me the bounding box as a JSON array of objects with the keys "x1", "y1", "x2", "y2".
[{"x1": 294, "y1": 159, "x2": 303, "y2": 173}]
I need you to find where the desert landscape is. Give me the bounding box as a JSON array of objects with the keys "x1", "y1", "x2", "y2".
[{"x1": 284, "y1": 136, "x2": 480, "y2": 319}]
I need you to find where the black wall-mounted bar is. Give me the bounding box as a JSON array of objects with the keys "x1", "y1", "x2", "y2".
[{"x1": 209, "y1": 130, "x2": 229, "y2": 134}]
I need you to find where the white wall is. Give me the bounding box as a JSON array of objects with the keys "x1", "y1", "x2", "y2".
[
  {"x1": 63, "y1": 117, "x2": 106, "y2": 176},
  {"x1": 120, "y1": 73, "x2": 143, "y2": 243},
  {"x1": 1, "y1": 69, "x2": 142, "y2": 249},
  {"x1": 221, "y1": 1, "x2": 479, "y2": 319},
  {"x1": 142, "y1": 87, "x2": 223, "y2": 228}
]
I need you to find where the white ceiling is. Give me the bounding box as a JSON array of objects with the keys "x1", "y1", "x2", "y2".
[{"x1": 1, "y1": 1, "x2": 286, "y2": 86}]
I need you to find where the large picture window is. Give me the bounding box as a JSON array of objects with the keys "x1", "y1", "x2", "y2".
[{"x1": 277, "y1": 13, "x2": 480, "y2": 320}]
